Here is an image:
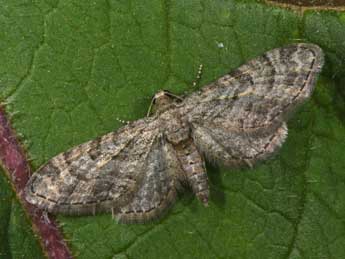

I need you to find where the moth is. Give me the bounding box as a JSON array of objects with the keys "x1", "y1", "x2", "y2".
[{"x1": 25, "y1": 43, "x2": 324, "y2": 223}]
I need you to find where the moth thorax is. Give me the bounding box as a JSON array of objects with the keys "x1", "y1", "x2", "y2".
[
  {"x1": 152, "y1": 90, "x2": 176, "y2": 114},
  {"x1": 166, "y1": 126, "x2": 190, "y2": 145}
]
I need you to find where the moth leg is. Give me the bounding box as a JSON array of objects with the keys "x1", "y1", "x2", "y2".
[
  {"x1": 116, "y1": 138, "x2": 183, "y2": 224},
  {"x1": 174, "y1": 139, "x2": 209, "y2": 206}
]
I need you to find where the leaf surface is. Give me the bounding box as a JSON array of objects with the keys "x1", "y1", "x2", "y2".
[{"x1": 1, "y1": 0, "x2": 345, "y2": 258}]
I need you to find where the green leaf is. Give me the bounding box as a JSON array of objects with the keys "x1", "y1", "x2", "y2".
[{"x1": 1, "y1": 0, "x2": 345, "y2": 258}]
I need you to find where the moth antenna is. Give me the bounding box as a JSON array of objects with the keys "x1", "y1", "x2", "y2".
[
  {"x1": 191, "y1": 64, "x2": 203, "y2": 88},
  {"x1": 164, "y1": 91, "x2": 184, "y2": 101},
  {"x1": 181, "y1": 64, "x2": 204, "y2": 96},
  {"x1": 115, "y1": 117, "x2": 130, "y2": 125},
  {"x1": 146, "y1": 96, "x2": 155, "y2": 117}
]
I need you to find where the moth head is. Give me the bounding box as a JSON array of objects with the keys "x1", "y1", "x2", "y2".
[{"x1": 148, "y1": 90, "x2": 182, "y2": 116}]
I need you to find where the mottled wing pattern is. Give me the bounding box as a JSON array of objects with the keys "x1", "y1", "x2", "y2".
[
  {"x1": 117, "y1": 138, "x2": 184, "y2": 223},
  {"x1": 192, "y1": 122, "x2": 288, "y2": 167},
  {"x1": 182, "y1": 43, "x2": 323, "y2": 166},
  {"x1": 25, "y1": 118, "x2": 166, "y2": 217}
]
